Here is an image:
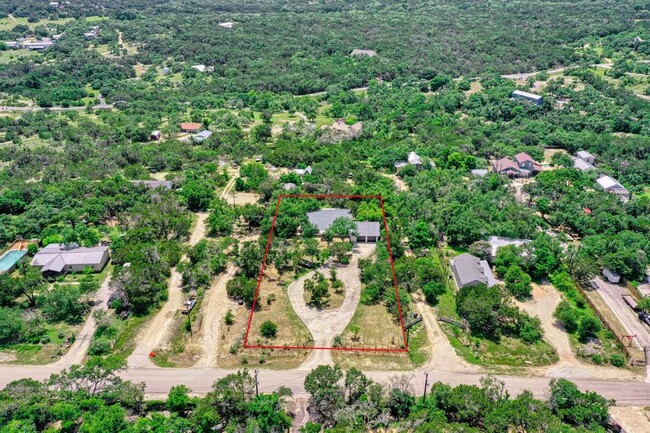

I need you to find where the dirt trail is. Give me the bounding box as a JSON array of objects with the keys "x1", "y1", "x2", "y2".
[
  {"x1": 54, "y1": 273, "x2": 113, "y2": 367},
  {"x1": 292, "y1": 244, "x2": 375, "y2": 370},
  {"x1": 517, "y1": 284, "x2": 641, "y2": 381},
  {"x1": 416, "y1": 299, "x2": 478, "y2": 373},
  {"x1": 192, "y1": 264, "x2": 237, "y2": 367},
  {"x1": 128, "y1": 213, "x2": 208, "y2": 368}
]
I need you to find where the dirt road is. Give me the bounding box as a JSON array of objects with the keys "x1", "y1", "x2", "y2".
[
  {"x1": 610, "y1": 406, "x2": 650, "y2": 432},
  {"x1": 128, "y1": 212, "x2": 208, "y2": 368},
  {"x1": 416, "y1": 299, "x2": 478, "y2": 373},
  {"x1": 289, "y1": 244, "x2": 375, "y2": 369},
  {"x1": 192, "y1": 264, "x2": 237, "y2": 367},
  {"x1": 592, "y1": 277, "x2": 650, "y2": 350},
  {"x1": 54, "y1": 273, "x2": 113, "y2": 367}
]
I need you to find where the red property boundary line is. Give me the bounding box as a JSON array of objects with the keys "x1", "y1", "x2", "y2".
[{"x1": 243, "y1": 194, "x2": 409, "y2": 353}]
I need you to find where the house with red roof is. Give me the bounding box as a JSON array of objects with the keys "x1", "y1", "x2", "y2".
[{"x1": 492, "y1": 152, "x2": 541, "y2": 178}]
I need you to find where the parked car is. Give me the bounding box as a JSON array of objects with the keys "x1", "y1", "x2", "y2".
[
  {"x1": 182, "y1": 295, "x2": 197, "y2": 314},
  {"x1": 638, "y1": 311, "x2": 650, "y2": 327}
]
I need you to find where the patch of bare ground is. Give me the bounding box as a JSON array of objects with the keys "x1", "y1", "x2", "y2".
[
  {"x1": 543, "y1": 148, "x2": 568, "y2": 166},
  {"x1": 381, "y1": 173, "x2": 408, "y2": 191},
  {"x1": 610, "y1": 407, "x2": 650, "y2": 433},
  {"x1": 231, "y1": 191, "x2": 261, "y2": 206}
]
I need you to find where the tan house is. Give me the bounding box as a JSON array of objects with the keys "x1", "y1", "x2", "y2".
[{"x1": 31, "y1": 244, "x2": 110, "y2": 274}]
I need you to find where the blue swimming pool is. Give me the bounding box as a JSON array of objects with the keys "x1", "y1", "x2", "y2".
[{"x1": 0, "y1": 250, "x2": 27, "y2": 273}]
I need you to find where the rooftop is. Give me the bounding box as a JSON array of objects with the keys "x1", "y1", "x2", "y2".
[
  {"x1": 573, "y1": 158, "x2": 595, "y2": 171},
  {"x1": 512, "y1": 90, "x2": 543, "y2": 100},
  {"x1": 452, "y1": 253, "x2": 496, "y2": 288},
  {"x1": 357, "y1": 221, "x2": 381, "y2": 238},
  {"x1": 31, "y1": 243, "x2": 109, "y2": 273},
  {"x1": 306, "y1": 209, "x2": 352, "y2": 232}
]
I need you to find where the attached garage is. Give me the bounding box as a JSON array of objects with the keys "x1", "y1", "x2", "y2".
[{"x1": 356, "y1": 221, "x2": 381, "y2": 243}]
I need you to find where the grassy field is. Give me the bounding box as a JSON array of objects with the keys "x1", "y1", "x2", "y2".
[
  {"x1": 332, "y1": 321, "x2": 429, "y2": 370},
  {"x1": 0, "y1": 16, "x2": 73, "y2": 31},
  {"x1": 0, "y1": 48, "x2": 41, "y2": 64},
  {"x1": 0, "y1": 322, "x2": 81, "y2": 365}
]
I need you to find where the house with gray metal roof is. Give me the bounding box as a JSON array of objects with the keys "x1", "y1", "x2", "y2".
[
  {"x1": 576, "y1": 150, "x2": 596, "y2": 164},
  {"x1": 450, "y1": 253, "x2": 497, "y2": 289},
  {"x1": 306, "y1": 209, "x2": 381, "y2": 242},
  {"x1": 350, "y1": 49, "x2": 377, "y2": 57},
  {"x1": 573, "y1": 157, "x2": 595, "y2": 171},
  {"x1": 31, "y1": 243, "x2": 110, "y2": 274}
]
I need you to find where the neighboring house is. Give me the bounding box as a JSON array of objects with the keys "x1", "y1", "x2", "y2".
[
  {"x1": 24, "y1": 39, "x2": 55, "y2": 50},
  {"x1": 150, "y1": 130, "x2": 161, "y2": 141},
  {"x1": 306, "y1": 209, "x2": 381, "y2": 243},
  {"x1": 193, "y1": 130, "x2": 212, "y2": 143},
  {"x1": 130, "y1": 180, "x2": 173, "y2": 190},
  {"x1": 603, "y1": 268, "x2": 621, "y2": 284},
  {"x1": 31, "y1": 244, "x2": 110, "y2": 274},
  {"x1": 218, "y1": 22, "x2": 234, "y2": 28},
  {"x1": 283, "y1": 183, "x2": 297, "y2": 191},
  {"x1": 320, "y1": 119, "x2": 363, "y2": 143},
  {"x1": 293, "y1": 166, "x2": 313, "y2": 177},
  {"x1": 512, "y1": 90, "x2": 543, "y2": 106},
  {"x1": 470, "y1": 169, "x2": 489, "y2": 177},
  {"x1": 450, "y1": 253, "x2": 497, "y2": 289},
  {"x1": 395, "y1": 152, "x2": 423, "y2": 169},
  {"x1": 576, "y1": 150, "x2": 596, "y2": 164},
  {"x1": 573, "y1": 157, "x2": 595, "y2": 171},
  {"x1": 350, "y1": 49, "x2": 377, "y2": 57},
  {"x1": 492, "y1": 152, "x2": 541, "y2": 177},
  {"x1": 181, "y1": 122, "x2": 202, "y2": 133},
  {"x1": 596, "y1": 175, "x2": 630, "y2": 201},
  {"x1": 486, "y1": 236, "x2": 531, "y2": 258}
]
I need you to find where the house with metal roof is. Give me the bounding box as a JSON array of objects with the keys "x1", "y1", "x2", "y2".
[
  {"x1": 576, "y1": 150, "x2": 596, "y2": 164},
  {"x1": 31, "y1": 244, "x2": 110, "y2": 274},
  {"x1": 306, "y1": 209, "x2": 381, "y2": 242},
  {"x1": 181, "y1": 122, "x2": 202, "y2": 133},
  {"x1": 573, "y1": 157, "x2": 595, "y2": 171},
  {"x1": 450, "y1": 253, "x2": 497, "y2": 289},
  {"x1": 512, "y1": 90, "x2": 543, "y2": 106},
  {"x1": 293, "y1": 166, "x2": 313, "y2": 177},
  {"x1": 596, "y1": 175, "x2": 630, "y2": 201},
  {"x1": 193, "y1": 130, "x2": 212, "y2": 143}
]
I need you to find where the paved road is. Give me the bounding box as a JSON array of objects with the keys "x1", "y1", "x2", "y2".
[{"x1": 592, "y1": 278, "x2": 650, "y2": 349}]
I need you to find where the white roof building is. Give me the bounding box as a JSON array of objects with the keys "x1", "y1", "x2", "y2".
[
  {"x1": 573, "y1": 157, "x2": 595, "y2": 171},
  {"x1": 596, "y1": 175, "x2": 630, "y2": 200},
  {"x1": 31, "y1": 244, "x2": 110, "y2": 274}
]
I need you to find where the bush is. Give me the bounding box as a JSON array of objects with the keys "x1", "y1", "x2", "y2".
[
  {"x1": 422, "y1": 281, "x2": 446, "y2": 305},
  {"x1": 578, "y1": 316, "x2": 601, "y2": 342},
  {"x1": 610, "y1": 354, "x2": 625, "y2": 367},
  {"x1": 224, "y1": 309, "x2": 234, "y2": 326},
  {"x1": 553, "y1": 301, "x2": 579, "y2": 333},
  {"x1": 260, "y1": 321, "x2": 278, "y2": 339},
  {"x1": 89, "y1": 338, "x2": 111, "y2": 355}
]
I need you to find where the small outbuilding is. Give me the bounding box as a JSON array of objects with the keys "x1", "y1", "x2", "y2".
[
  {"x1": 603, "y1": 268, "x2": 621, "y2": 284},
  {"x1": 576, "y1": 150, "x2": 596, "y2": 164},
  {"x1": 150, "y1": 130, "x2": 161, "y2": 141},
  {"x1": 350, "y1": 49, "x2": 377, "y2": 57},
  {"x1": 355, "y1": 221, "x2": 381, "y2": 243},
  {"x1": 193, "y1": 130, "x2": 212, "y2": 143}
]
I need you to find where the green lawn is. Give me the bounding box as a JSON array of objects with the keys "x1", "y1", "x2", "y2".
[{"x1": 0, "y1": 49, "x2": 41, "y2": 64}]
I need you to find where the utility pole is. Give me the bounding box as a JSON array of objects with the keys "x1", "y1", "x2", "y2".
[
  {"x1": 254, "y1": 369, "x2": 259, "y2": 397},
  {"x1": 422, "y1": 372, "x2": 429, "y2": 403}
]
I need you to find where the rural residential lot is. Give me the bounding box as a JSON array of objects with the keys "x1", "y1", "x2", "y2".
[{"x1": 0, "y1": 0, "x2": 650, "y2": 431}]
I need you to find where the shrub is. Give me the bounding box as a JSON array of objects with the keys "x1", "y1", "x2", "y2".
[
  {"x1": 553, "y1": 301, "x2": 579, "y2": 333},
  {"x1": 578, "y1": 316, "x2": 601, "y2": 342},
  {"x1": 89, "y1": 338, "x2": 111, "y2": 355},
  {"x1": 610, "y1": 354, "x2": 625, "y2": 367},
  {"x1": 224, "y1": 309, "x2": 234, "y2": 326},
  {"x1": 260, "y1": 320, "x2": 278, "y2": 339}
]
